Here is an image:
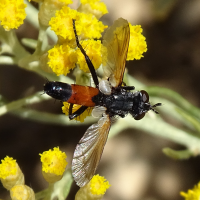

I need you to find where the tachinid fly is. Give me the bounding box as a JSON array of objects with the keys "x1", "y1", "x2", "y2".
[{"x1": 44, "y1": 18, "x2": 161, "y2": 187}]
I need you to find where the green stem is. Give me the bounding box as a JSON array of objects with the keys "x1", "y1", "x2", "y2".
[
  {"x1": 11, "y1": 108, "x2": 96, "y2": 126},
  {"x1": 109, "y1": 115, "x2": 200, "y2": 154},
  {"x1": 0, "y1": 56, "x2": 17, "y2": 65},
  {"x1": 25, "y1": 0, "x2": 57, "y2": 42},
  {"x1": 34, "y1": 24, "x2": 48, "y2": 55},
  {"x1": 147, "y1": 87, "x2": 200, "y2": 120},
  {"x1": 7, "y1": 30, "x2": 30, "y2": 58},
  {"x1": 0, "y1": 91, "x2": 49, "y2": 116}
]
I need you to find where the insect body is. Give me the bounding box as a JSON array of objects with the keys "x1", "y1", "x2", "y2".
[{"x1": 44, "y1": 18, "x2": 161, "y2": 187}]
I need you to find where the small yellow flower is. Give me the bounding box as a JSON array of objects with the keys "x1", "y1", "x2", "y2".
[
  {"x1": 39, "y1": 0, "x2": 73, "y2": 27},
  {"x1": 10, "y1": 185, "x2": 35, "y2": 200},
  {"x1": 62, "y1": 102, "x2": 93, "y2": 122},
  {"x1": 127, "y1": 24, "x2": 147, "y2": 60},
  {"x1": 76, "y1": 39, "x2": 104, "y2": 73},
  {"x1": 49, "y1": 6, "x2": 107, "y2": 40},
  {"x1": 79, "y1": 14, "x2": 107, "y2": 40},
  {"x1": 0, "y1": 156, "x2": 24, "y2": 190},
  {"x1": 48, "y1": 44, "x2": 77, "y2": 76},
  {"x1": 49, "y1": 6, "x2": 80, "y2": 40},
  {"x1": 40, "y1": 147, "x2": 68, "y2": 183},
  {"x1": 75, "y1": 174, "x2": 110, "y2": 200},
  {"x1": 0, "y1": 0, "x2": 27, "y2": 31},
  {"x1": 180, "y1": 182, "x2": 200, "y2": 200},
  {"x1": 90, "y1": 174, "x2": 111, "y2": 195},
  {"x1": 0, "y1": 156, "x2": 17, "y2": 179},
  {"x1": 78, "y1": 0, "x2": 108, "y2": 19}
]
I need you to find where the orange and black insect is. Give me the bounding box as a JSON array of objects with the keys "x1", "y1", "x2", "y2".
[{"x1": 44, "y1": 18, "x2": 161, "y2": 187}]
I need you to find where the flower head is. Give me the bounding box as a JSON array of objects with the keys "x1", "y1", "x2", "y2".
[
  {"x1": 0, "y1": 0, "x2": 27, "y2": 31},
  {"x1": 38, "y1": 0, "x2": 73, "y2": 27},
  {"x1": 127, "y1": 24, "x2": 147, "y2": 60},
  {"x1": 40, "y1": 147, "x2": 68, "y2": 183},
  {"x1": 49, "y1": 6, "x2": 79, "y2": 40},
  {"x1": 78, "y1": 0, "x2": 108, "y2": 19},
  {"x1": 49, "y1": 6, "x2": 107, "y2": 40},
  {"x1": 180, "y1": 182, "x2": 200, "y2": 200},
  {"x1": 79, "y1": 14, "x2": 107, "y2": 40},
  {"x1": 48, "y1": 44, "x2": 77, "y2": 76},
  {"x1": 90, "y1": 174, "x2": 111, "y2": 195},
  {"x1": 0, "y1": 156, "x2": 24, "y2": 190},
  {"x1": 75, "y1": 174, "x2": 110, "y2": 200},
  {"x1": 10, "y1": 185, "x2": 35, "y2": 200}
]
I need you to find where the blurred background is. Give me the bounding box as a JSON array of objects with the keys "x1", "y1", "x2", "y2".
[{"x1": 1, "y1": 0, "x2": 200, "y2": 199}]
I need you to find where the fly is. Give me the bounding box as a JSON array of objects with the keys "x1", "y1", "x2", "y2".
[{"x1": 44, "y1": 18, "x2": 161, "y2": 187}]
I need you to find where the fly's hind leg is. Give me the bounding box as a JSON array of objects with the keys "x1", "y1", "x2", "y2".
[
  {"x1": 69, "y1": 103, "x2": 88, "y2": 120},
  {"x1": 72, "y1": 19, "x2": 99, "y2": 88}
]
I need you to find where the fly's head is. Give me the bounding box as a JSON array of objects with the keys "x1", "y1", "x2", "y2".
[{"x1": 131, "y1": 90, "x2": 162, "y2": 120}]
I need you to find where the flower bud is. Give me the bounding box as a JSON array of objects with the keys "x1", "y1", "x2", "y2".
[
  {"x1": 40, "y1": 147, "x2": 68, "y2": 183},
  {"x1": 10, "y1": 185, "x2": 35, "y2": 200},
  {"x1": 75, "y1": 175, "x2": 110, "y2": 200},
  {"x1": 0, "y1": 157, "x2": 24, "y2": 190}
]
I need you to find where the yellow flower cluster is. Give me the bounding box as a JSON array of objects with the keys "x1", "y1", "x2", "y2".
[
  {"x1": 0, "y1": 156, "x2": 34, "y2": 200},
  {"x1": 48, "y1": 5, "x2": 107, "y2": 77},
  {"x1": 127, "y1": 24, "x2": 147, "y2": 60},
  {"x1": 0, "y1": 0, "x2": 27, "y2": 31},
  {"x1": 0, "y1": 149, "x2": 69, "y2": 199},
  {"x1": 48, "y1": 44, "x2": 77, "y2": 76}
]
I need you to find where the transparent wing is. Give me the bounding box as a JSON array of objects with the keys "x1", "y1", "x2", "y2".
[
  {"x1": 72, "y1": 114, "x2": 111, "y2": 187},
  {"x1": 103, "y1": 18, "x2": 130, "y2": 87}
]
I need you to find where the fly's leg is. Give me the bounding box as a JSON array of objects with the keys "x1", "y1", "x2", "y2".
[
  {"x1": 69, "y1": 103, "x2": 88, "y2": 120},
  {"x1": 72, "y1": 19, "x2": 99, "y2": 88},
  {"x1": 122, "y1": 86, "x2": 135, "y2": 91}
]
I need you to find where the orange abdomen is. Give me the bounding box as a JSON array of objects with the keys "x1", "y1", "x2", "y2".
[{"x1": 67, "y1": 84, "x2": 99, "y2": 107}]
